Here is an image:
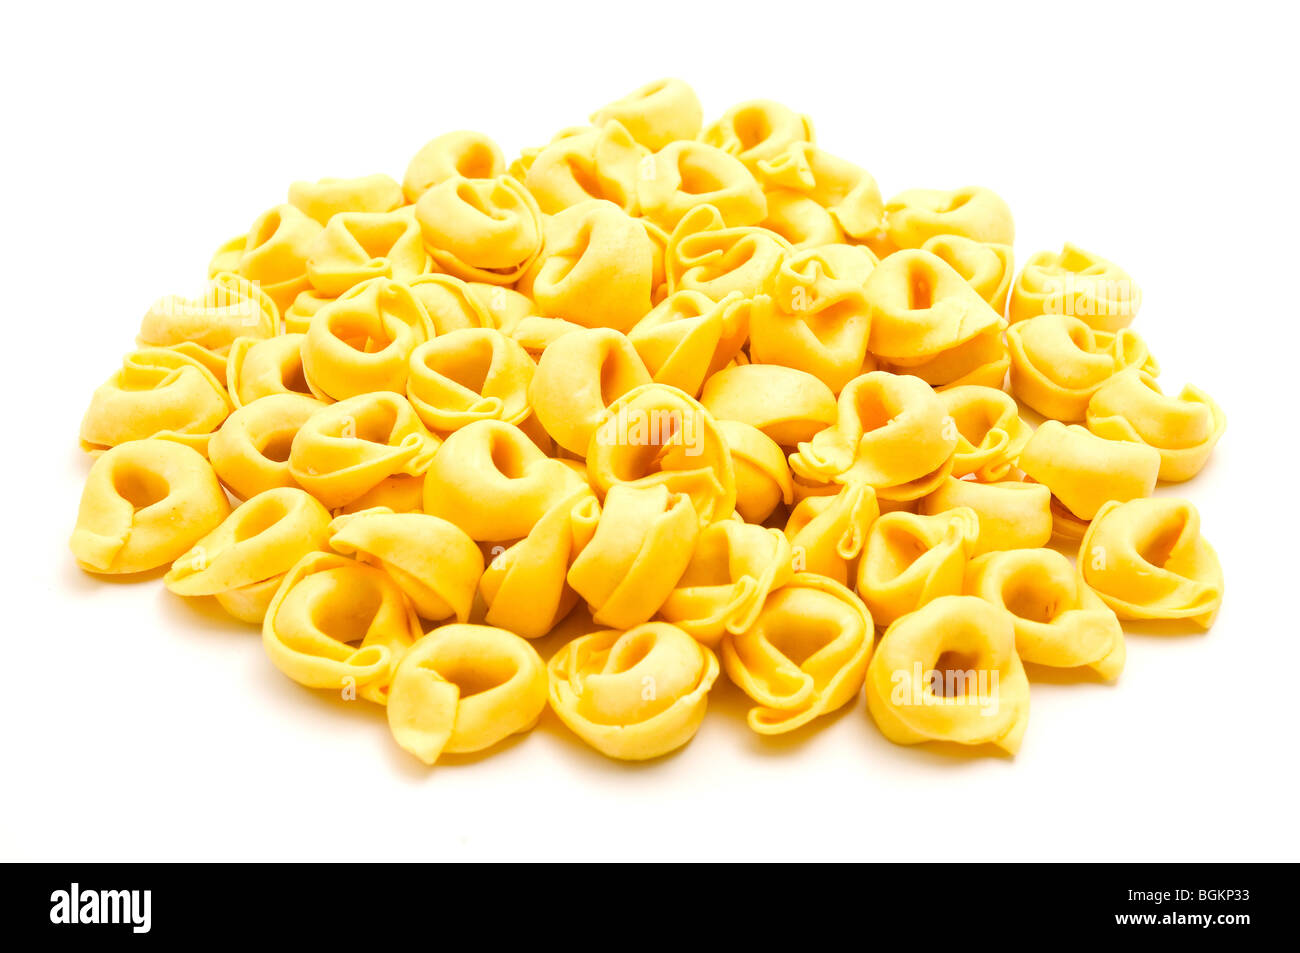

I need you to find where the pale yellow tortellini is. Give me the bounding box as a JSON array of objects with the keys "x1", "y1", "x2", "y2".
[
  {"x1": 761, "y1": 189, "x2": 845, "y2": 248},
  {"x1": 406, "y1": 328, "x2": 535, "y2": 434},
  {"x1": 638, "y1": 141, "x2": 767, "y2": 231},
  {"x1": 865, "y1": 595, "x2": 1030, "y2": 755},
  {"x1": 517, "y1": 200, "x2": 657, "y2": 332},
  {"x1": 750, "y1": 243, "x2": 875, "y2": 394},
  {"x1": 407, "y1": 273, "x2": 494, "y2": 335},
  {"x1": 225, "y1": 334, "x2": 313, "y2": 408},
  {"x1": 587, "y1": 383, "x2": 737, "y2": 524},
  {"x1": 1079, "y1": 497, "x2": 1223, "y2": 629},
  {"x1": 1018, "y1": 421, "x2": 1161, "y2": 536},
  {"x1": 414, "y1": 174, "x2": 544, "y2": 284},
  {"x1": 262, "y1": 551, "x2": 422, "y2": 704},
  {"x1": 920, "y1": 477, "x2": 1052, "y2": 557},
  {"x1": 627, "y1": 290, "x2": 750, "y2": 397},
  {"x1": 784, "y1": 480, "x2": 879, "y2": 586},
  {"x1": 703, "y1": 98, "x2": 815, "y2": 171},
  {"x1": 966, "y1": 548, "x2": 1125, "y2": 680},
  {"x1": 138, "y1": 272, "x2": 279, "y2": 355},
  {"x1": 754, "y1": 143, "x2": 884, "y2": 240},
  {"x1": 326, "y1": 508, "x2": 482, "y2": 622},
  {"x1": 288, "y1": 391, "x2": 440, "y2": 509},
  {"x1": 921, "y1": 235, "x2": 1014, "y2": 315},
  {"x1": 938, "y1": 385, "x2": 1032, "y2": 482},
  {"x1": 71, "y1": 439, "x2": 231, "y2": 575},
  {"x1": 283, "y1": 289, "x2": 333, "y2": 335},
  {"x1": 288, "y1": 173, "x2": 404, "y2": 225},
  {"x1": 523, "y1": 120, "x2": 647, "y2": 215},
  {"x1": 386, "y1": 623, "x2": 548, "y2": 765},
  {"x1": 721, "y1": 573, "x2": 873, "y2": 735},
  {"x1": 789, "y1": 371, "x2": 958, "y2": 501},
  {"x1": 590, "y1": 78, "x2": 703, "y2": 151},
  {"x1": 217, "y1": 204, "x2": 324, "y2": 311},
  {"x1": 479, "y1": 487, "x2": 602, "y2": 639},
  {"x1": 1007, "y1": 313, "x2": 1159, "y2": 421},
  {"x1": 658, "y1": 518, "x2": 794, "y2": 646},
  {"x1": 80, "y1": 347, "x2": 232, "y2": 453},
  {"x1": 208, "y1": 393, "x2": 328, "y2": 500},
  {"x1": 163, "y1": 487, "x2": 331, "y2": 623},
  {"x1": 422, "y1": 419, "x2": 586, "y2": 541},
  {"x1": 305, "y1": 207, "x2": 429, "y2": 297},
  {"x1": 334, "y1": 475, "x2": 426, "y2": 516},
  {"x1": 1085, "y1": 370, "x2": 1225, "y2": 482},
  {"x1": 301, "y1": 277, "x2": 433, "y2": 401},
  {"x1": 665, "y1": 203, "x2": 789, "y2": 300},
  {"x1": 465, "y1": 281, "x2": 534, "y2": 334},
  {"x1": 403, "y1": 130, "x2": 506, "y2": 204},
  {"x1": 876, "y1": 186, "x2": 1015, "y2": 254},
  {"x1": 716, "y1": 420, "x2": 793, "y2": 524},
  {"x1": 700, "y1": 363, "x2": 837, "y2": 447},
  {"x1": 548, "y1": 621, "x2": 720, "y2": 761},
  {"x1": 857, "y1": 507, "x2": 980, "y2": 627},
  {"x1": 1009, "y1": 243, "x2": 1141, "y2": 332}
]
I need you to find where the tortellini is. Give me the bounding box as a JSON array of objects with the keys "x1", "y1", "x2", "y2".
[
  {"x1": 209, "y1": 393, "x2": 328, "y2": 500},
  {"x1": 1009, "y1": 243, "x2": 1141, "y2": 331},
  {"x1": 590, "y1": 78, "x2": 704, "y2": 151},
  {"x1": 701, "y1": 363, "x2": 837, "y2": 447},
  {"x1": 921, "y1": 235, "x2": 1014, "y2": 314},
  {"x1": 225, "y1": 334, "x2": 312, "y2": 408},
  {"x1": 406, "y1": 328, "x2": 536, "y2": 434},
  {"x1": 938, "y1": 385, "x2": 1032, "y2": 482},
  {"x1": 217, "y1": 204, "x2": 323, "y2": 311},
  {"x1": 403, "y1": 131, "x2": 505, "y2": 203},
  {"x1": 877, "y1": 186, "x2": 1015, "y2": 254},
  {"x1": 784, "y1": 480, "x2": 879, "y2": 586},
  {"x1": 415, "y1": 174, "x2": 544, "y2": 284},
  {"x1": 703, "y1": 99, "x2": 814, "y2": 171},
  {"x1": 138, "y1": 273, "x2": 278, "y2": 354},
  {"x1": 288, "y1": 173, "x2": 404, "y2": 224},
  {"x1": 920, "y1": 478, "x2": 1052, "y2": 556},
  {"x1": 628, "y1": 290, "x2": 750, "y2": 397},
  {"x1": 638, "y1": 142, "x2": 766, "y2": 230},
  {"x1": 666, "y1": 204, "x2": 788, "y2": 300},
  {"x1": 305, "y1": 208, "x2": 428, "y2": 297},
  {"x1": 857, "y1": 508, "x2": 980, "y2": 627},
  {"x1": 523, "y1": 121, "x2": 646, "y2": 215},
  {"x1": 717, "y1": 420, "x2": 793, "y2": 523},
  {"x1": 754, "y1": 144, "x2": 884, "y2": 240}
]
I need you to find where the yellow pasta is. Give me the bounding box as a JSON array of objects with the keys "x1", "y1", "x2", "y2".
[
  {"x1": 523, "y1": 121, "x2": 647, "y2": 216},
  {"x1": 700, "y1": 363, "x2": 837, "y2": 447},
  {"x1": 414, "y1": 174, "x2": 543, "y2": 284},
  {"x1": 877, "y1": 186, "x2": 1014, "y2": 254},
  {"x1": 919, "y1": 477, "x2": 1052, "y2": 556},
  {"x1": 666, "y1": 203, "x2": 789, "y2": 300},
  {"x1": 283, "y1": 289, "x2": 333, "y2": 335},
  {"x1": 208, "y1": 393, "x2": 327, "y2": 500},
  {"x1": 755, "y1": 143, "x2": 884, "y2": 241},
  {"x1": 592, "y1": 78, "x2": 703, "y2": 151},
  {"x1": 225, "y1": 333, "x2": 312, "y2": 408},
  {"x1": 403, "y1": 130, "x2": 506, "y2": 204},
  {"x1": 703, "y1": 99, "x2": 814, "y2": 171},
  {"x1": 938, "y1": 385, "x2": 1032, "y2": 482},
  {"x1": 1009, "y1": 243, "x2": 1141, "y2": 331},
  {"x1": 628, "y1": 289, "x2": 750, "y2": 397},
  {"x1": 760, "y1": 188, "x2": 845, "y2": 248},
  {"x1": 717, "y1": 420, "x2": 793, "y2": 523},
  {"x1": 219, "y1": 204, "x2": 323, "y2": 312},
  {"x1": 406, "y1": 328, "x2": 536, "y2": 434},
  {"x1": 638, "y1": 141, "x2": 766, "y2": 230},
  {"x1": 305, "y1": 207, "x2": 428, "y2": 297},
  {"x1": 138, "y1": 272, "x2": 278, "y2": 354},
  {"x1": 857, "y1": 508, "x2": 980, "y2": 626},
  {"x1": 920, "y1": 235, "x2": 1014, "y2": 315},
  {"x1": 288, "y1": 173, "x2": 404, "y2": 225},
  {"x1": 784, "y1": 481, "x2": 879, "y2": 586}
]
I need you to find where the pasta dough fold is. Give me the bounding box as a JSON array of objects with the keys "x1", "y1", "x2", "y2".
[
  {"x1": 1085, "y1": 370, "x2": 1224, "y2": 482},
  {"x1": 406, "y1": 328, "x2": 536, "y2": 434},
  {"x1": 138, "y1": 273, "x2": 278, "y2": 354},
  {"x1": 638, "y1": 142, "x2": 766, "y2": 230},
  {"x1": 1009, "y1": 243, "x2": 1140, "y2": 331},
  {"x1": 590, "y1": 78, "x2": 704, "y2": 151},
  {"x1": 305, "y1": 208, "x2": 428, "y2": 297},
  {"x1": 209, "y1": 393, "x2": 327, "y2": 500},
  {"x1": 415, "y1": 174, "x2": 543, "y2": 284},
  {"x1": 857, "y1": 507, "x2": 980, "y2": 626}
]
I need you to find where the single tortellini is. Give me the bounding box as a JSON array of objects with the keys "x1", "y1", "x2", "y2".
[
  {"x1": 403, "y1": 130, "x2": 506, "y2": 204},
  {"x1": 422, "y1": 419, "x2": 587, "y2": 541},
  {"x1": 638, "y1": 141, "x2": 766, "y2": 230},
  {"x1": 80, "y1": 347, "x2": 232, "y2": 453},
  {"x1": 225, "y1": 334, "x2": 312, "y2": 408},
  {"x1": 857, "y1": 507, "x2": 980, "y2": 627},
  {"x1": 262, "y1": 551, "x2": 422, "y2": 704},
  {"x1": 1007, "y1": 313, "x2": 1159, "y2": 421},
  {"x1": 138, "y1": 273, "x2": 278, "y2": 355},
  {"x1": 876, "y1": 186, "x2": 1015, "y2": 254},
  {"x1": 386, "y1": 624, "x2": 548, "y2": 765},
  {"x1": 1009, "y1": 243, "x2": 1141, "y2": 331},
  {"x1": 406, "y1": 328, "x2": 536, "y2": 434},
  {"x1": 754, "y1": 143, "x2": 884, "y2": 240},
  {"x1": 1079, "y1": 497, "x2": 1223, "y2": 629},
  {"x1": 407, "y1": 273, "x2": 494, "y2": 335},
  {"x1": 517, "y1": 200, "x2": 657, "y2": 332},
  {"x1": 920, "y1": 477, "x2": 1051, "y2": 556},
  {"x1": 288, "y1": 173, "x2": 404, "y2": 224},
  {"x1": 590, "y1": 78, "x2": 703, "y2": 151},
  {"x1": 717, "y1": 420, "x2": 793, "y2": 524},
  {"x1": 938, "y1": 385, "x2": 1032, "y2": 482},
  {"x1": 479, "y1": 487, "x2": 601, "y2": 639},
  {"x1": 761, "y1": 189, "x2": 844, "y2": 248},
  {"x1": 658, "y1": 518, "x2": 794, "y2": 646},
  {"x1": 71, "y1": 438, "x2": 231, "y2": 574},
  {"x1": 700, "y1": 363, "x2": 837, "y2": 447},
  {"x1": 1085, "y1": 370, "x2": 1225, "y2": 482},
  {"x1": 1018, "y1": 421, "x2": 1161, "y2": 537},
  {"x1": 665, "y1": 203, "x2": 789, "y2": 300},
  {"x1": 789, "y1": 372, "x2": 958, "y2": 502},
  {"x1": 702, "y1": 98, "x2": 815, "y2": 171},
  {"x1": 328, "y1": 508, "x2": 484, "y2": 622},
  {"x1": 721, "y1": 574, "x2": 873, "y2": 735},
  {"x1": 628, "y1": 290, "x2": 750, "y2": 397},
  {"x1": 289, "y1": 391, "x2": 440, "y2": 509},
  {"x1": 209, "y1": 393, "x2": 328, "y2": 500},
  {"x1": 921, "y1": 235, "x2": 1014, "y2": 315},
  {"x1": 218, "y1": 204, "x2": 323, "y2": 311},
  {"x1": 784, "y1": 481, "x2": 879, "y2": 586},
  {"x1": 865, "y1": 595, "x2": 1030, "y2": 754},
  {"x1": 301, "y1": 277, "x2": 433, "y2": 402},
  {"x1": 587, "y1": 383, "x2": 737, "y2": 524},
  {"x1": 305, "y1": 207, "x2": 429, "y2": 297},
  {"x1": 415, "y1": 174, "x2": 544, "y2": 284},
  {"x1": 966, "y1": 548, "x2": 1125, "y2": 679},
  {"x1": 548, "y1": 621, "x2": 719, "y2": 761},
  {"x1": 164, "y1": 487, "x2": 331, "y2": 623},
  {"x1": 523, "y1": 121, "x2": 647, "y2": 215}
]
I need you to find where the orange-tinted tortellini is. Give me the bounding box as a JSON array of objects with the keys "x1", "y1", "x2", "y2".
[
  {"x1": 415, "y1": 174, "x2": 544, "y2": 284},
  {"x1": 1085, "y1": 370, "x2": 1225, "y2": 482},
  {"x1": 523, "y1": 121, "x2": 647, "y2": 216},
  {"x1": 591, "y1": 78, "x2": 704, "y2": 151},
  {"x1": 209, "y1": 393, "x2": 327, "y2": 500},
  {"x1": 386, "y1": 624, "x2": 548, "y2": 765},
  {"x1": 920, "y1": 477, "x2": 1052, "y2": 556},
  {"x1": 784, "y1": 481, "x2": 879, "y2": 586},
  {"x1": 80, "y1": 347, "x2": 232, "y2": 453},
  {"x1": 422, "y1": 419, "x2": 586, "y2": 541},
  {"x1": 658, "y1": 518, "x2": 793, "y2": 646},
  {"x1": 262, "y1": 551, "x2": 422, "y2": 704},
  {"x1": 1079, "y1": 498, "x2": 1223, "y2": 629},
  {"x1": 288, "y1": 173, "x2": 404, "y2": 225},
  {"x1": 406, "y1": 328, "x2": 535, "y2": 434},
  {"x1": 327, "y1": 508, "x2": 484, "y2": 622},
  {"x1": 938, "y1": 385, "x2": 1031, "y2": 482},
  {"x1": 587, "y1": 383, "x2": 737, "y2": 524},
  {"x1": 302, "y1": 278, "x2": 433, "y2": 402},
  {"x1": 721, "y1": 573, "x2": 873, "y2": 734},
  {"x1": 305, "y1": 208, "x2": 428, "y2": 297},
  {"x1": 857, "y1": 507, "x2": 979, "y2": 626},
  {"x1": 225, "y1": 334, "x2": 312, "y2": 408},
  {"x1": 665, "y1": 203, "x2": 789, "y2": 300},
  {"x1": 71, "y1": 438, "x2": 231, "y2": 575},
  {"x1": 921, "y1": 235, "x2": 1014, "y2": 315},
  {"x1": 548, "y1": 621, "x2": 719, "y2": 760},
  {"x1": 754, "y1": 143, "x2": 884, "y2": 240},
  {"x1": 403, "y1": 130, "x2": 506, "y2": 204},
  {"x1": 1009, "y1": 243, "x2": 1141, "y2": 332},
  {"x1": 1007, "y1": 313, "x2": 1159, "y2": 421},
  {"x1": 628, "y1": 290, "x2": 750, "y2": 397},
  {"x1": 638, "y1": 141, "x2": 766, "y2": 230},
  {"x1": 219, "y1": 204, "x2": 323, "y2": 311},
  {"x1": 717, "y1": 420, "x2": 793, "y2": 524},
  {"x1": 700, "y1": 363, "x2": 837, "y2": 447},
  {"x1": 163, "y1": 487, "x2": 331, "y2": 623},
  {"x1": 703, "y1": 98, "x2": 814, "y2": 171},
  {"x1": 288, "y1": 391, "x2": 440, "y2": 509},
  {"x1": 518, "y1": 200, "x2": 657, "y2": 331},
  {"x1": 878, "y1": 186, "x2": 1014, "y2": 253},
  {"x1": 865, "y1": 595, "x2": 1030, "y2": 754},
  {"x1": 789, "y1": 372, "x2": 958, "y2": 501},
  {"x1": 138, "y1": 273, "x2": 278, "y2": 354},
  {"x1": 966, "y1": 548, "x2": 1125, "y2": 679}
]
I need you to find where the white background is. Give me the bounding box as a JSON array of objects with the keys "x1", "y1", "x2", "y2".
[{"x1": 2, "y1": 0, "x2": 1297, "y2": 861}]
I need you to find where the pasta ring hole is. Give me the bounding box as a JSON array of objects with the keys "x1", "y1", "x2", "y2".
[
  {"x1": 607, "y1": 631, "x2": 655, "y2": 673},
  {"x1": 436, "y1": 658, "x2": 517, "y2": 698},
  {"x1": 932, "y1": 650, "x2": 982, "y2": 698},
  {"x1": 310, "y1": 580, "x2": 383, "y2": 645},
  {"x1": 731, "y1": 108, "x2": 772, "y2": 150},
  {"x1": 233, "y1": 498, "x2": 288, "y2": 542},
  {"x1": 1138, "y1": 521, "x2": 1184, "y2": 570},
  {"x1": 457, "y1": 144, "x2": 498, "y2": 180},
  {"x1": 1003, "y1": 583, "x2": 1059, "y2": 624},
  {"x1": 113, "y1": 466, "x2": 170, "y2": 510},
  {"x1": 259, "y1": 429, "x2": 296, "y2": 463}
]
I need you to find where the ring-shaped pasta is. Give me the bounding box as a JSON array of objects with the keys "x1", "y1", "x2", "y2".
[
  {"x1": 701, "y1": 363, "x2": 837, "y2": 447},
  {"x1": 224, "y1": 204, "x2": 323, "y2": 311},
  {"x1": 403, "y1": 130, "x2": 506, "y2": 204},
  {"x1": 784, "y1": 480, "x2": 879, "y2": 586},
  {"x1": 638, "y1": 141, "x2": 766, "y2": 230},
  {"x1": 305, "y1": 207, "x2": 429, "y2": 297},
  {"x1": 755, "y1": 143, "x2": 883, "y2": 240},
  {"x1": 857, "y1": 507, "x2": 980, "y2": 627},
  {"x1": 523, "y1": 121, "x2": 647, "y2": 216},
  {"x1": 628, "y1": 290, "x2": 751, "y2": 398},
  {"x1": 590, "y1": 78, "x2": 703, "y2": 151},
  {"x1": 919, "y1": 477, "x2": 1052, "y2": 556},
  {"x1": 406, "y1": 328, "x2": 535, "y2": 434},
  {"x1": 665, "y1": 203, "x2": 789, "y2": 300},
  {"x1": 879, "y1": 186, "x2": 1014, "y2": 253},
  {"x1": 415, "y1": 174, "x2": 544, "y2": 285},
  {"x1": 1009, "y1": 243, "x2": 1141, "y2": 332},
  {"x1": 288, "y1": 173, "x2": 404, "y2": 224},
  {"x1": 225, "y1": 333, "x2": 313, "y2": 408},
  {"x1": 717, "y1": 419, "x2": 793, "y2": 524},
  {"x1": 921, "y1": 235, "x2": 1014, "y2": 314},
  {"x1": 138, "y1": 272, "x2": 279, "y2": 354},
  {"x1": 938, "y1": 385, "x2": 1032, "y2": 482},
  {"x1": 209, "y1": 393, "x2": 328, "y2": 500},
  {"x1": 703, "y1": 99, "x2": 814, "y2": 170}
]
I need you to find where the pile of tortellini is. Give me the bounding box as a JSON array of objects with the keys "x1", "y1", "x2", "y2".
[{"x1": 70, "y1": 79, "x2": 1226, "y2": 763}]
